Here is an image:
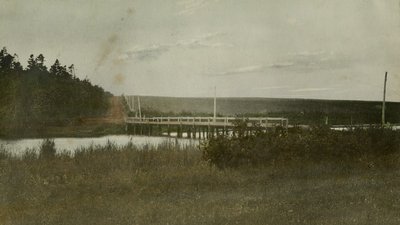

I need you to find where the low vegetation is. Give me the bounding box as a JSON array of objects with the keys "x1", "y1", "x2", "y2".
[
  {"x1": 2, "y1": 127, "x2": 400, "y2": 224},
  {"x1": 202, "y1": 123, "x2": 400, "y2": 169}
]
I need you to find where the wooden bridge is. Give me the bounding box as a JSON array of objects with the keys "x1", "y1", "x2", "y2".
[{"x1": 125, "y1": 116, "x2": 289, "y2": 138}]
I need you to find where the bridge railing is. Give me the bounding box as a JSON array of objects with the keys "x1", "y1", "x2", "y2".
[{"x1": 125, "y1": 116, "x2": 289, "y2": 128}]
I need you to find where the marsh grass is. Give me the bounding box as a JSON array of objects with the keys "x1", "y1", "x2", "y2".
[
  {"x1": 202, "y1": 126, "x2": 400, "y2": 169},
  {"x1": 2, "y1": 132, "x2": 400, "y2": 225}
]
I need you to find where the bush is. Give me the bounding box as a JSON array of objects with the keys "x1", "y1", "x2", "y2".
[
  {"x1": 0, "y1": 145, "x2": 10, "y2": 160},
  {"x1": 39, "y1": 139, "x2": 56, "y2": 159},
  {"x1": 201, "y1": 123, "x2": 400, "y2": 168}
]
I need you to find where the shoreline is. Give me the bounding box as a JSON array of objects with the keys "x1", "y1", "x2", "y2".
[{"x1": 0, "y1": 123, "x2": 126, "y2": 140}]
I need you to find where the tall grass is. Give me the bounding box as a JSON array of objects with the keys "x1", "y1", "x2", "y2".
[
  {"x1": 1, "y1": 141, "x2": 242, "y2": 225},
  {"x1": 202, "y1": 125, "x2": 400, "y2": 169},
  {"x1": 2, "y1": 130, "x2": 400, "y2": 224}
]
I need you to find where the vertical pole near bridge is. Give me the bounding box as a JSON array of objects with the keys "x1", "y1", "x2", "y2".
[
  {"x1": 382, "y1": 72, "x2": 388, "y2": 126},
  {"x1": 213, "y1": 86, "x2": 217, "y2": 124}
]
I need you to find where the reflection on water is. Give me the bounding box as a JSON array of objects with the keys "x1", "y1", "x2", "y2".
[{"x1": 0, "y1": 135, "x2": 200, "y2": 156}]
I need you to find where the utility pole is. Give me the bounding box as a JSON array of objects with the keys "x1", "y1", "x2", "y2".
[
  {"x1": 213, "y1": 86, "x2": 217, "y2": 123},
  {"x1": 138, "y1": 95, "x2": 142, "y2": 121},
  {"x1": 128, "y1": 96, "x2": 132, "y2": 111},
  {"x1": 382, "y1": 71, "x2": 388, "y2": 126},
  {"x1": 131, "y1": 95, "x2": 135, "y2": 112}
]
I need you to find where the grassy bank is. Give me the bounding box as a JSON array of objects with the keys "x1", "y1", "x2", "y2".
[
  {"x1": 2, "y1": 132, "x2": 400, "y2": 225},
  {"x1": 1, "y1": 96, "x2": 126, "y2": 139},
  {"x1": 0, "y1": 123, "x2": 126, "y2": 139}
]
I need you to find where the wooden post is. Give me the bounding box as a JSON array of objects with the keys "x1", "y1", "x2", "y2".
[
  {"x1": 131, "y1": 95, "x2": 135, "y2": 112},
  {"x1": 213, "y1": 86, "x2": 217, "y2": 123},
  {"x1": 138, "y1": 96, "x2": 142, "y2": 121},
  {"x1": 176, "y1": 125, "x2": 182, "y2": 138},
  {"x1": 382, "y1": 71, "x2": 388, "y2": 126},
  {"x1": 187, "y1": 126, "x2": 191, "y2": 138}
]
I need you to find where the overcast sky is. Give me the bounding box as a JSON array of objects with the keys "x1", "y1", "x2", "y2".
[{"x1": 1, "y1": 0, "x2": 400, "y2": 101}]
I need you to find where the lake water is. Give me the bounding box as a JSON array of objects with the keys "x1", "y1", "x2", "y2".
[{"x1": 0, "y1": 135, "x2": 201, "y2": 157}]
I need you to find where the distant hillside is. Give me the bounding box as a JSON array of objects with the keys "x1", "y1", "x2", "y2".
[{"x1": 128, "y1": 96, "x2": 400, "y2": 125}]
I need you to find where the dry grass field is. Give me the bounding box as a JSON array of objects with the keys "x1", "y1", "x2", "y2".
[{"x1": 1, "y1": 135, "x2": 400, "y2": 225}]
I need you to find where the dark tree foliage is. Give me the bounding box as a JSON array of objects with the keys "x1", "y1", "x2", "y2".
[{"x1": 0, "y1": 47, "x2": 109, "y2": 135}]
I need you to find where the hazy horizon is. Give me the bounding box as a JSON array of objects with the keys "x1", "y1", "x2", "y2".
[
  {"x1": 124, "y1": 94, "x2": 400, "y2": 103},
  {"x1": 2, "y1": 0, "x2": 400, "y2": 101}
]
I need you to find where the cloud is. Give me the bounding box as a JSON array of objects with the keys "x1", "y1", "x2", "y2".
[
  {"x1": 269, "y1": 62, "x2": 295, "y2": 69},
  {"x1": 290, "y1": 88, "x2": 333, "y2": 92},
  {"x1": 252, "y1": 86, "x2": 291, "y2": 90},
  {"x1": 176, "y1": 32, "x2": 232, "y2": 48},
  {"x1": 123, "y1": 44, "x2": 169, "y2": 61},
  {"x1": 285, "y1": 50, "x2": 350, "y2": 71},
  {"x1": 177, "y1": 0, "x2": 221, "y2": 15},
  {"x1": 287, "y1": 50, "x2": 326, "y2": 57},
  {"x1": 210, "y1": 65, "x2": 264, "y2": 76},
  {"x1": 208, "y1": 63, "x2": 294, "y2": 76},
  {"x1": 207, "y1": 50, "x2": 348, "y2": 76},
  {"x1": 120, "y1": 32, "x2": 230, "y2": 61}
]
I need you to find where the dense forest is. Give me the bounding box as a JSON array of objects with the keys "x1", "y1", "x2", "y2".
[{"x1": 0, "y1": 47, "x2": 110, "y2": 136}]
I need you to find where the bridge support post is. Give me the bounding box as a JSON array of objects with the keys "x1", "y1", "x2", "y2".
[
  {"x1": 177, "y1": 125, "x2": 182, "y2": 138},
  {"x1": 187, "y1": 126, "x2": 191, "y2": 138},
  {"x1": 199, "y1": 127, "x2": 202, "y2": 139}
]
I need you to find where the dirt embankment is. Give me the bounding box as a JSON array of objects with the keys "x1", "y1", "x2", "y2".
[
  {"x1": 45, "y1": 96, "x2": 127, "y2": 137},
  {"x1": 81, "y1": 96, "x2": 126, "y2": 125}
]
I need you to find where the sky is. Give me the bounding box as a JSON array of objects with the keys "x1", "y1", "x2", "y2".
[{"x1": 1, "y1": 0, "x2": 400, "y2": 101}]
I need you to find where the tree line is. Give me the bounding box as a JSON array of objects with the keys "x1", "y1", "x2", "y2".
[{"x1": 0, "y1": 47, "x2": 111, "y2": 136}]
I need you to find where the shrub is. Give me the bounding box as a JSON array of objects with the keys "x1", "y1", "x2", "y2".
[
  {"x1": 39, "y1": 139, "x2": 56, "y2": 159},
  {"x1": 0, "y1": 145, "x2": 10, "y2": 160},
  {"x1": 201, "y1": 123, "x2": 400, "y2": 168}
]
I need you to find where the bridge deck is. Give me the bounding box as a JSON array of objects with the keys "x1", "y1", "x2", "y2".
[{"x1": 125, "y1": 116, "x2": 289, "y2": 128}]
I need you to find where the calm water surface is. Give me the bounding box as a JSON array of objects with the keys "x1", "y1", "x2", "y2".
[{"x1": 0, "y1": 135, "x2": 200, "y2": 156}]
